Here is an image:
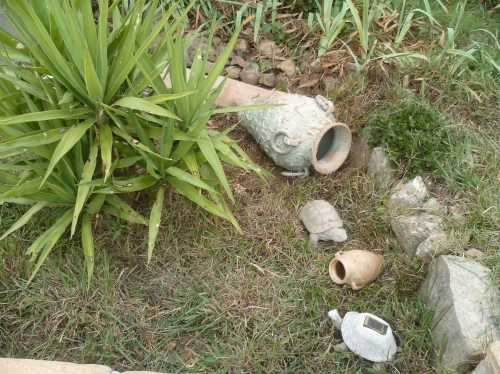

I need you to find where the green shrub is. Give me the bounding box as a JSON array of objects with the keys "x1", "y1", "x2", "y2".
[
  {"x1": 363, "y1": 103, "x2": 462, "y2": 177},
  {"x1": 0, "y1": 0, "x2": 269, "y2": 286}
]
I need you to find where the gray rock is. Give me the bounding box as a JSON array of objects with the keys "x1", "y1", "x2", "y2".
[
  {"x1": 240, "y1": 68, "x2": 260, "y2": 85},
  {"x1": 224, "y1": 66, "x2": 242, "y2": 79},
  {"x1": 471, "y1": 357, "x2": 494, "y2": 374},
  {"x1": 422, "y1": 197, "x2": 448, "y2": 215},
  {"x1": 321, "y1": 75, "x2": 337, "y2": 93},
  {"x1": 234, "y1": 39, "x2": 249, "y2": 52},
  {"x1": 372, "y1": 362, "x2": 387, "y2": 371},
  {"x1": 188, "y1": 49, "x2": 197, "y2": 65},
  {"x1": 298, "y1": 74, "x2": 319, "y2": 88},
  {"x1": 298, "y1": 75, "x2": 320, "y2": 89},
  {"x1": 231, "y1": 55, "x2": 251, "y2": 69},
  {"x1": 465, "y1": 248, "x2": 485, "y2": 259},
  {"x1": 185, "y1": 54, "x2": 193, "y2": 67},
  {"x1": 344, "y1": 62, "x2": 358, "y2": 72},
  {"x1": 347, "y1": 135, "x2": 372, "y2": 169},
  {"x1": 391, "y1": 213, "x2": 444, "y2": 258},
  {"x1": 420, "y1": 256, "x2": 500, "y2": 373},
  {"x1": 207, "y1": 48, "x2": 219, "y2": 63},
  {"x1": 415, "y1": 231, "x2": 449, "y2": 262},
  {"x1": 0, "y1": 8, "x2": 20, "y2": 39},
  {"x1": 333, "y1": 342, "x2": 348, "y2": 351},
  {"x1": 274, "y1": 72, "x2": 288, "y2": 88},
  {"x1": 310, "y1": 58, "x2": 323, "y2": 73},
  {"x1": 215, "y1": 41, "x2": 227, "y2": 53},
  {"x1": 487, "y1": 341, "x2": 500, "y2": 373},
  {"x1": 367, "y1": 147, "x2": 396, "y2": 192},
  {"x1": 186, "y1": 38, "x2": 219, "y2": 65},
  {"x1": 277, "y1": 59, "x2": 297, "y2": 77},
  {"x1": 212, "y1": 36, "x2": 222, "y2": 47},
  {"x1": 259, "y1": 73, "x2": 276, "y2": 87},
  {"x1": 184, "y1": 37, "x2": 198, "y2": 66},
  {"x1": 205, "y1": 61, "x2": 215, "y2": 74},
  {"x1": 186, "y1": 38, "x2": 203, "y2": 54},
  {"x1": 299, "y1": 59, "x2": 307, "y2": 73},
  {"x1": 258, "y1": 40, "x2": 281, "y2": 57},
  {"x1": 449, "y1": 205, "x2": 464, "y2": 217},
  {"x1": 388, "y1": 176, "x2": 428, "y2": 213}
]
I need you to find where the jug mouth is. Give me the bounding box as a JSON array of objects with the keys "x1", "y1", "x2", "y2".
[
  {"x1": 312, "y1": 122, "x2": 352, "y2": 174},
  {"x1": 329, "y1": 259, "x2": 347, "y2": 283}
]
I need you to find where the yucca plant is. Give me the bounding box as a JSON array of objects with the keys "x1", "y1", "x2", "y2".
[
  {"x1": 312, "y1": 0, "x2": 348, "y2": 57},
  {"x1": 0, "y1": 0, "x2": 270, "y2": 286}
]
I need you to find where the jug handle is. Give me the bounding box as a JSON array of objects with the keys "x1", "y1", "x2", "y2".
[{"x1": 271, "y1": 129, "x2": 296, "y2": 154}]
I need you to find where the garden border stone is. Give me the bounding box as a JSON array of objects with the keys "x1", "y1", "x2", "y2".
[
  {"x1": 420, "y1": 256, "x2": 500, "y2": 373},
  {"x1": 0, "y1": 358, "x2": 166, "y2": 374}
]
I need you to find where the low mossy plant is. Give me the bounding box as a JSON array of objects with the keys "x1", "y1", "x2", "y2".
[{"x1": 364, "y1": 103, "x2": 466, "y2": 177}]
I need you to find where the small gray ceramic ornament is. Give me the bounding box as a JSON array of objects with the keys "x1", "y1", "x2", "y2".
[{"x1": 298, "y1": 200, "x2": 347, "y2": 244}]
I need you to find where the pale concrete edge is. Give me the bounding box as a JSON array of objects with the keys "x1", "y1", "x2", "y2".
[{"x1": 0, "y1": 359, "x2": 172, "y2": 374}]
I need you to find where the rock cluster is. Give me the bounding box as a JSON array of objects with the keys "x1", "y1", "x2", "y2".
[
  {"x1": 183, "y1": 35, "x2": 343, "y2": 93},
  {"x1": 385, "y1": 177, "x2": 500, "y2": 373},
  {"x1": 184, "y1": 37, "x2": 297, "y2": 89},
  {"x1": 386, "y1": 176, "x2": 450, "y2": 262},
  {"x1": 350, "y1": 143, "x2": 500, "y2": 373}
]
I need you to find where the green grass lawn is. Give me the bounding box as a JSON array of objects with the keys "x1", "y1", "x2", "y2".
[{"x1": 1, "y1": 169, "x2": 439, "y2": 373}]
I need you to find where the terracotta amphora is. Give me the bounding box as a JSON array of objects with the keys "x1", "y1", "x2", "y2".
[{"x1": 329, "y1": 250, "x2": 385, "y2": 290}]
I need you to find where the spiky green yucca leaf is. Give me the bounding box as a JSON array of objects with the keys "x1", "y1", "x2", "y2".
[{"x1": 0, "y1": 0, "x2": 269, "y2": 285}]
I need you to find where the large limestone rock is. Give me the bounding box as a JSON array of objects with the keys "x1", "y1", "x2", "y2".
[
  {"x1": 420, "y1": 256, "x2": 500, "y2": 373},
  {"x1": 387, "y1": 176, "x2": 427, "y2": 212},
  {"x1": 367, "y1": 147, "x2": 396, "y2": 192},
  {"x1": 391, "y1": 213, "x2": 444, "y2": 258},
  {"x1": 488, "y1": 341, "x2": 500, "y2": 373},
  {"x1": 471, "y1": 356, "x2": 494, "y2": 374},
  {"x1": 0, "y1": 359, "x2": 113, "y2": 374}
]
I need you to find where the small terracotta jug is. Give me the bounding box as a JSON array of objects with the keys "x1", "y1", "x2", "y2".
[{"x1": 329, "y1": 250, "x2": 385, "y2": 290}]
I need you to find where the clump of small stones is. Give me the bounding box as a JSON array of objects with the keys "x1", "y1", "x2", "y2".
[{"x1": 183, "y1": 33, "x2": 351, "y2": 93}]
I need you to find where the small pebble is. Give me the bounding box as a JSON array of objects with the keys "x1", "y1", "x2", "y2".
[
  {"x1": 465, "y1": 248, "x2": 484, "y2": 258},
  {"x1": 234, "y1": 39, "x2": 249, "y2": 52}
]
